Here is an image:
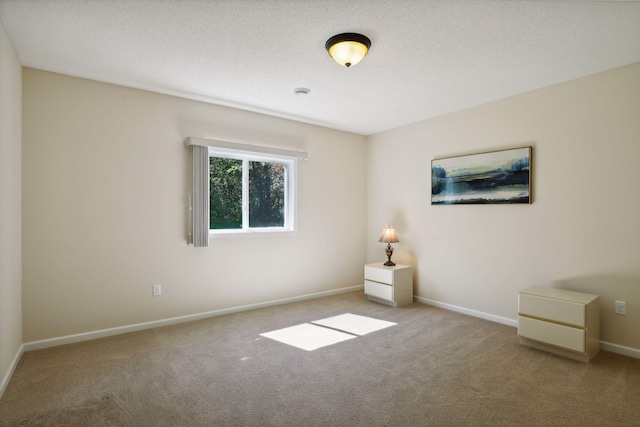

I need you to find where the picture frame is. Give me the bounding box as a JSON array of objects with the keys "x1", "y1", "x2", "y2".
[{"x1": 431, "y1": 147, "x2": 531, "y2": 205}]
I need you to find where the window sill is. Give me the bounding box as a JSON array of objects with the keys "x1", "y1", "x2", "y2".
[{"x1": 209, "y1": 228, "x2": 297, "y2": 238}]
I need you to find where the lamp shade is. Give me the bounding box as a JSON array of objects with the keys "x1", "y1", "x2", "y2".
[
  {"x1": 325, "y1": 33, "x2": 371, "y2": 67},
  {"x1": 378, "y1": 226, "x2": 399, "y2": 244}
]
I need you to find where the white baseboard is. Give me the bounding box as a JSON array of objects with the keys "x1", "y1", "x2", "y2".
[
  {"x1": 414, "y1": 296, "x2": 640, "y2": 360},
  {"x1": 600, "y1": 341, "x2": 640, "y2": 359},
  {"x1": 18, "y1": 286, "x2": 640, "y2": 359},
  {"x1": 414, "y1": 295, "x2": 518, "y2": 328},
  {"x1": 24, "y1": 285, "x2": 364, "y2": 352},
  {"x1": 0, "y1": 344, "x2": 24, "y2": 400}
]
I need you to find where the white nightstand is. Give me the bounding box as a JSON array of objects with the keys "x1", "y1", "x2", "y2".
[
  {"x1": 364, "y1": 262, "x2": 413, "y2": 307},
  {"x1": 518, "y1": 286, "x2": 600, "y2": 363}
]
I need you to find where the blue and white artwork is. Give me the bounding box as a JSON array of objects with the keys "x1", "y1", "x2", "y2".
[{"x1": 431, "y1": 147, "x2": 531, "y2": 205}]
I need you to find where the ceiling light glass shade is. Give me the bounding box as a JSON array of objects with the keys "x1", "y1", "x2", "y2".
[{"x1": 325, "y1": 33, "x2": 371, "y2": 68}]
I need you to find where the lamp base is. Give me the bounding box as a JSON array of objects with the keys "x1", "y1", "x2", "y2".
[{"x1": 384, "y1": 243, "x2": 395, "y2": 267}]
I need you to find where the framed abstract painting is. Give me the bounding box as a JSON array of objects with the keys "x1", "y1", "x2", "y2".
[{"x1": 431, "y1": 147, "x2": 531, "y2": 205}]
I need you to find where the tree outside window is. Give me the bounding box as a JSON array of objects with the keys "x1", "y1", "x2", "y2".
[{"x1": 209, "y1": 154, "x2": 290, "y2": 231}]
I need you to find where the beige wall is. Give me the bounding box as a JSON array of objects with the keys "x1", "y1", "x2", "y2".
[
  {"x1": 17, "y1": 59, "x2": 640, "y2": 352},
  {"x1": 22, "y1": 69, "x2": 367, "y2": 342},
  {"x1": 367, "y1": 62, "x2": 640, "y2": 351},
  {"x1": 0, "y1": 20, "x2": 23, "y2": 388}
]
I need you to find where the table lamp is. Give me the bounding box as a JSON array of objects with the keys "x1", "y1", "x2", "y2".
[{"x1": 379, "y1": 226, "x2": 399, "y2": 266}]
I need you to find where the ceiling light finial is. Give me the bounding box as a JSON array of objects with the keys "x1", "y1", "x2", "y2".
[{"x1": 325, "y1": 33, "x2": 371, "y2": 68}]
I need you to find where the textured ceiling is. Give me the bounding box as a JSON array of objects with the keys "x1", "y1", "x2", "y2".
[{"x1": 1, "y1": 0, "x2": 639, "y2": 135}]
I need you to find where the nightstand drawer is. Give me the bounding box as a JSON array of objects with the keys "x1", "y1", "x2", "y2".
[
  {"x1": 364, "y1": 265, "x2": 393, "y2": 284},
  {"x1": 519, "y1": 294, "x2": 585, "y2": 327},
  {"x1": 364, "y1": 280, "x2": 393, "y2": 301},
  {"x1": 518, "y1": 315, "x2": 585, "y2": 353}
]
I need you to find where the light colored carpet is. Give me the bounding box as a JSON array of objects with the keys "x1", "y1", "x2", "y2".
[
  {"x1": 1, "y1": 291, "x2": 640, "y2": 426},
  {"x1": 11, "y1": 394, "x2": 134, "y2": 426}
]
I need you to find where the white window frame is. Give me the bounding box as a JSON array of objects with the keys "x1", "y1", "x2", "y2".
[{"x1": 208, "y1": 147, "x2": 297, "y2": 236}]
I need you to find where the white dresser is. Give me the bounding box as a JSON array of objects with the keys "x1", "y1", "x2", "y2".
[
  {"x1": 518, "y1": 286, "x2": 600, "y2": 363},
  {"x1": 364, "y1": 263, "x2": 413, "y2": 307}
]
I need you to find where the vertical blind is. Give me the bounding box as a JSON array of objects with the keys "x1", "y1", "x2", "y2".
[{"x1": 191, "y1": 145, "x2": 209, "y2": 247}]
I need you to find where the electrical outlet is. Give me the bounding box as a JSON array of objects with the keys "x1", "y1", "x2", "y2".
[
  {"x1": 153, "y1": 284, "x2": 162, "y2": 297},
  {"x1": 615, "y1": 300, "x2": 626, "y2": 315}
]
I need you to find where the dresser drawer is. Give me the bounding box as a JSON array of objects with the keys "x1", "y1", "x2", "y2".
[
  {"x1": 364, "y1": 280, "x2": 393, "y2": 301},
  {"x1": 519, "y1": 293, "x2": 585, "y2": 327},
  {"x1": 365, "y1": 265, "x2": 393, "y2": 284},
  {"x1": 518, "y1": 315, "x2": 585, "y2": 353}
]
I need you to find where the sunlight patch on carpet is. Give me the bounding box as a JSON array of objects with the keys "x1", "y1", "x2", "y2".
[
  {"x1": 260, "y1": 323, "x2": 357, "y2": 351},
  {"x1": 312, "y1": 313, "x2": 396, "y2": 336}
]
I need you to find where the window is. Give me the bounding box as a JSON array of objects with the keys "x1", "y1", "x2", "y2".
[
  {"x1": 209, "y1": 149, "x2": 295, "y2": 233},
  {"x1": 187, "y1": 137, "x2": 306, "y2": 246}
]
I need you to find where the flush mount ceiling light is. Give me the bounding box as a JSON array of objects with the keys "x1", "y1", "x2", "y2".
[{"x1": 325, "y1": 33, "x2": 371, "y2": 68}]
